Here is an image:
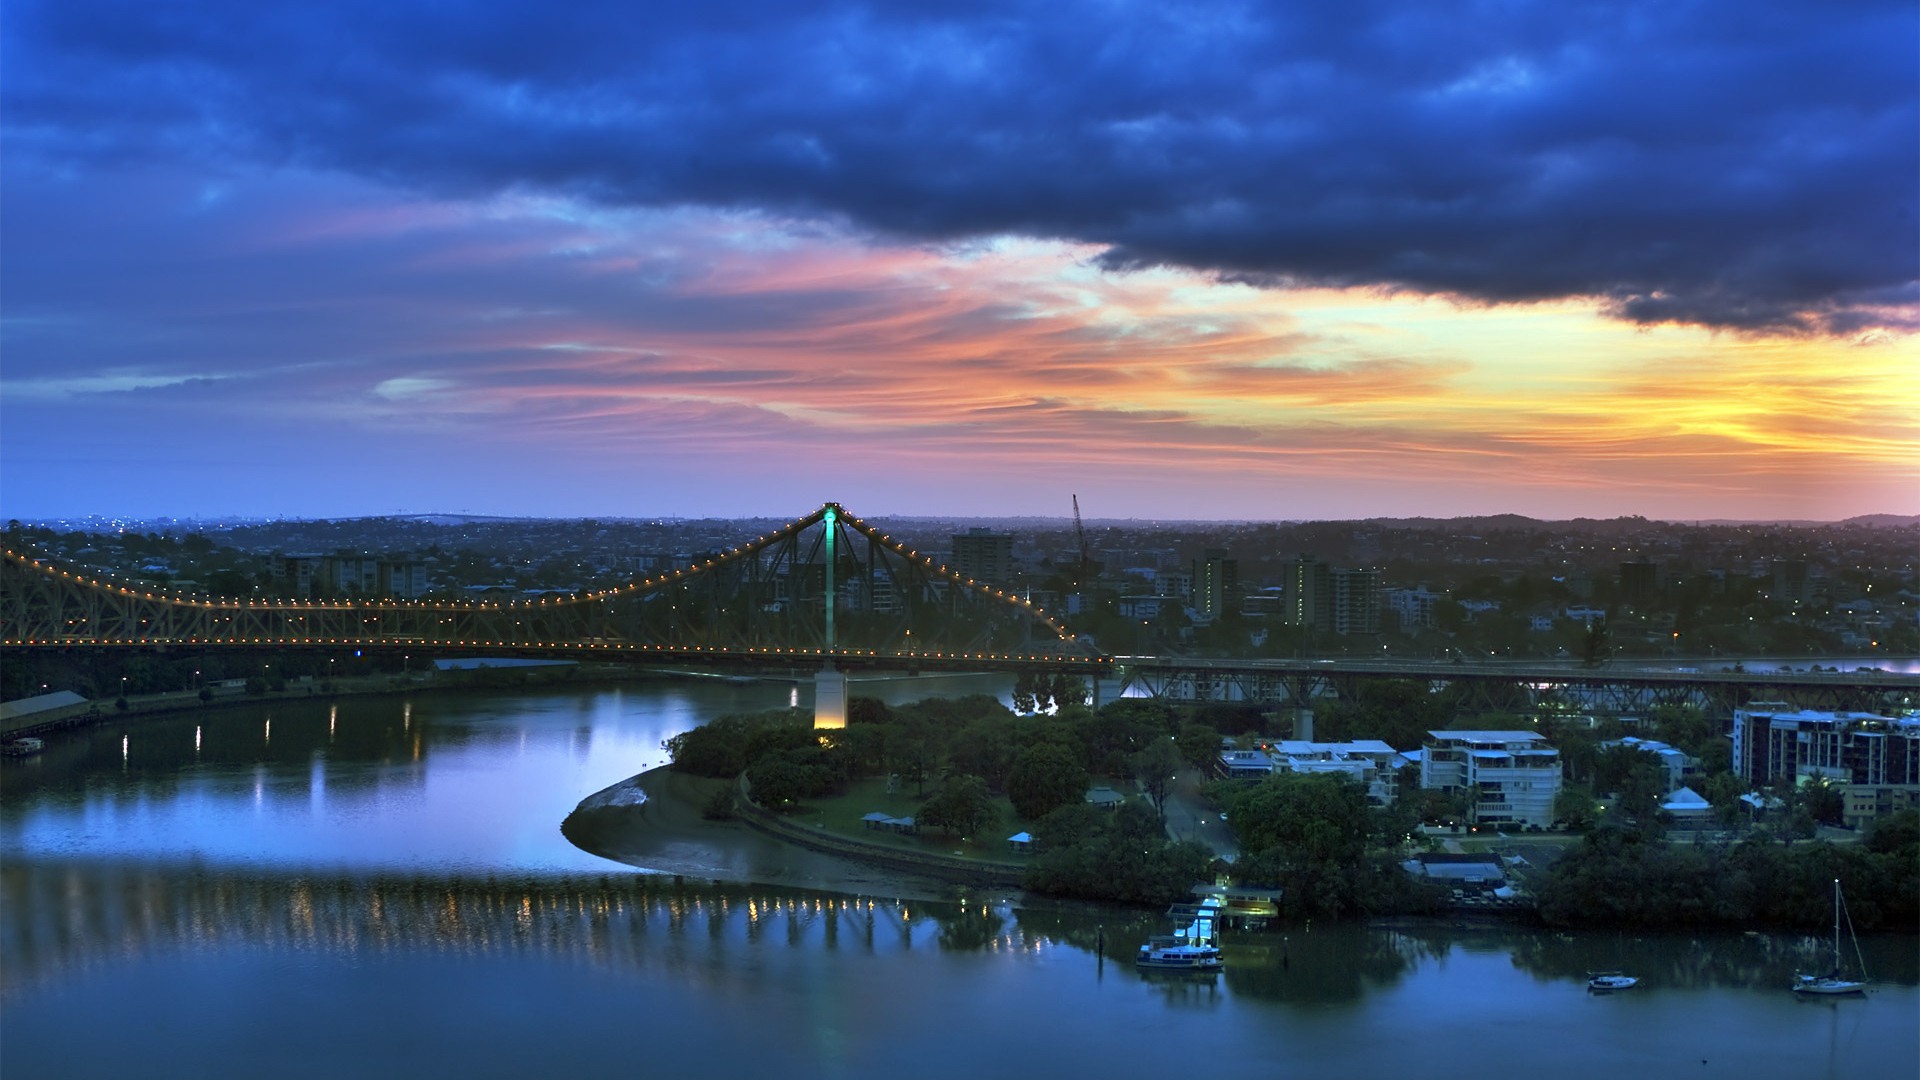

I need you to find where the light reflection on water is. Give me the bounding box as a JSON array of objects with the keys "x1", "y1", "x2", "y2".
[
  {"x1": 1, "y1": 860, "x2": 1914, "y2": 1080},
  {"x1": 1, "y1": 676, "x2": 1916, "y2": 1079},
  {"x1": 0, "y1": 675, "x2": 1010, "y2": 872}
]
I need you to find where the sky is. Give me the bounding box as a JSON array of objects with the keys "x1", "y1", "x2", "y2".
[{"x1": 2, "y1": 0, "x2": 1915, "y2": 524}]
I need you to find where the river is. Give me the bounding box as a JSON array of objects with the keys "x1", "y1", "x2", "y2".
[{"x1": 3, "y1": 676, "x2": 1915, "y2": 1079}]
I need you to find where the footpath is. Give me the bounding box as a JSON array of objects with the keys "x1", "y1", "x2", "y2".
[{"x1": 730, "y1": 775, "x2": 1028, "y2": 888}]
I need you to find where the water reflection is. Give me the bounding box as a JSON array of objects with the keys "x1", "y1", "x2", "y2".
[
  {"x1": 6, "y1": 679, "x2": 1916, "y2": 1080},
  {"x1": 0, "y1": 860, "x2": 1078, "y2": 1000},
  {"x1": 1503, "y1": 924, "x2": 1920, "y2": 991},
  {"x1": 4, "y1": 858, "x2": 1916, "y2": 1080}
]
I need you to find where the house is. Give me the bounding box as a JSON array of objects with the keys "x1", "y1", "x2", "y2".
[
  {"x1": 1660, "y1": 786, "x2": 1713, "y2": 823},
  {"x1": 1215, "y1": 741, "x2": 1408, "y2": 804},
  {"x1": 1601, "y1": 735, "x2": 1698, "y2": 792}
]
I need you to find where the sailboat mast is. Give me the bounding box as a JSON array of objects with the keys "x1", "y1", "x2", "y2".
[{"x1": 1831, "y1": 878, "x2": 1841, "y2": 971}]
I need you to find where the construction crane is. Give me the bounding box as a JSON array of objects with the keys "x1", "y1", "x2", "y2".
[{"x1": 1071, "y1": 494, "x2": 1093, "y2": 586}]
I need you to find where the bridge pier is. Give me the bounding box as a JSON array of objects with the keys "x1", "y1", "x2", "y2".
[{"x1": 813, "y1": 665, "x2": 847, "y2": 729}]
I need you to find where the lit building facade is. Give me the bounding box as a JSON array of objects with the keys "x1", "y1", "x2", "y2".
[
  {"x1": 1192, "y1": 549, "x2": 1239, "y2": 621},
  {"x1": 1421, "y1": 730, "x2": 1562, "y2": 827},
  {"x1": 1732, "y1": 704, "x2": 1920, "y2": 827},
  {"x1": 1285, "y1": 556, "x2": 1380, "y2": 635}
]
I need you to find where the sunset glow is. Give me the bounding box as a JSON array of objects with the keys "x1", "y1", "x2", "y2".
[{"x1": 3, "y1": 1, "x2": 1913, "y2": 521}]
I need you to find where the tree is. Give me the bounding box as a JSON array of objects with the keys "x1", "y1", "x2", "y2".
[
  {"x1": 1049, "y1": 673, "x2": 1087, "y2": 710},
  {"x1": 1011, "y1": 671, "x2": 1038, "y2": 714},
  {"x1": 1222, "y1": 773, "x2": 1372, "y2": 919},
  {"x1": 1703, "y1": 772, "x2": 1747, "y2": 827},
  {"x1": 746, "y1": 753, "x2": 830, "y2": 809},
  {"x1": 1007, "y1": 744, "x2": 1089, "y2": 821},
  {"x1": 1593, "y1": 743, "x2": 1669, "y2": 828},
  {"x1": 1801, "y1": 774, "x2": 1846, "y2": 828},
  {"x1": 1649, "y1": 704, "x2": 1714, "y2": 758},
  {"x1": 1866, "y1": 809, "x2": 1919, "y2": 855},
  {"x1": 1131, "y1": 739, "x2": 1183, "y2": 820},
  {"x1": 847, "y1": 696, "x2": 897, "y2": 728},
  {"x1": 1025, "y1": 802, "x2": 1218, "y2": 906},
  {"x1": 1554, "y1": 787, "x2": 1599, "y2": 832},
  {"x1": 947, "y1": 716, "x2": 1020, "y2": 791},
  {"x1": 1580, "y1": 617, "x2": 1612, "y2": 666},
  {"x1": 1176, "y1": 722, "x2": 1223, "y2": 770},
  {"x1": 919, "y1": 774, "x2": 997, "y2": 838}
]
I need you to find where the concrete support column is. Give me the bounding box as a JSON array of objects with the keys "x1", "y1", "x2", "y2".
[{"x1": 813, "y1": 665, "x2": 847, "y2": 729}]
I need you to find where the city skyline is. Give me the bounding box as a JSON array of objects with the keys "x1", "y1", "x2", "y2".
[{"x1": 3, "y1": 2, "x2": 1915, "y2": 523}]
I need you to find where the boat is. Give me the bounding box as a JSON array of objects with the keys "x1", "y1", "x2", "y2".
[
  {"x1": 2, "y1": 737, "x2": 44, "y2": 757},
  {"x1": 1135, "y1": 936, "x2": 1223, "y2": 971},
  {"x1": 1586, "y1": 971, "x2": 1638, "y2": 992},
  {"x1": 1792, "y1": 878, "x2": 1869, "y2": 996},
  {"x1": 1136, "y1": 897, "x2": 1224, "y2": 971}
]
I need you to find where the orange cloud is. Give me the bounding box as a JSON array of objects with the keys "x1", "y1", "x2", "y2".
[{"x1": 273, "y1": 204, "x2": 1920, "y2": 517}]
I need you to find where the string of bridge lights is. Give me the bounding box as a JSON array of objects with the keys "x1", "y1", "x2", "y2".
[{"x1": 2, "y1": 502, "x2": 1085, "y2": 650}]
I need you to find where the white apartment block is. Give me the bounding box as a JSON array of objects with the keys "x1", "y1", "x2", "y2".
[
  {"x1": 1421, "y1": 730, "x2": 1562, "y2": 827},
  {"x1": 1217, "y1": 740, "x2": 1406, "y2": 805}
]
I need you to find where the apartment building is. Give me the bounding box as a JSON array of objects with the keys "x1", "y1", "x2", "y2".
[
  {"x1": 1217, "y1": 740, "x2": 1406, "y2": 805},
  {"x1": 1732, "y1": 703, "x2": 1920, "y2": 828},
  {"x1": 1421, "y1": 730, "x2": 1562, "y2": 827}
]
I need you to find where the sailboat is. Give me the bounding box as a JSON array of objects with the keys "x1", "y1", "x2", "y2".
[{"x1": 1792, "y1": 878, "x2": 1868, "y2": 996}]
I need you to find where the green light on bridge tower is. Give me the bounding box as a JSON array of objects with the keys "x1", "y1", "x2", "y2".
[
  {"x1": 815, "y1": 504, "x2": 846, "y2": 729},
  {"x1": 823, "y1": 505, "x2": 837, "y2": 652}
]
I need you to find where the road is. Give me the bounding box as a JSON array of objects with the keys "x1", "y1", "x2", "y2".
[{"x1": 1160, "y1": 768, "x2": 1240, "y2": 862}]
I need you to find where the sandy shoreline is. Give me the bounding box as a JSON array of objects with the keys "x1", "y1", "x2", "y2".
[{"x1": 562, "y1": 767, "x2": 970, "y2": 902}]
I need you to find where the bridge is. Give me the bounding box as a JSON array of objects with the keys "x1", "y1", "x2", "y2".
[
  {"x1": 1, "y1": 503, "x2": 1106, "y2": 680},
  {"x1": 1112, "y1": 655, "x2": 1920, "y2": 717},
  {"x1": 5, "y1": 501, "x2": 1915, "y2": 720}
]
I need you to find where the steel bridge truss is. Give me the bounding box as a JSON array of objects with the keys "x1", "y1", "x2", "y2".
[
  {"x1": 1115, "y1": 659, "x2": 1918, "y2": 717},
  {"x1": 1, "y1": 503, "x2": 1106, "y2": 672}
]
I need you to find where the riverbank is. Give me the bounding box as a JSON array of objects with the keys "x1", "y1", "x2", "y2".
[{"x1": 562, "y1": 767, "x2": 981, "y2": 902}]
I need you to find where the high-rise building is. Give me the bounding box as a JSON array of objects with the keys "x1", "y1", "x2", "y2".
[
  {"x1": 1771, "y1": 559, "x2": 1813, "y2": 606},
  {"x1": 1284, "y1": 556, "x2": 1330, "y2": 630},
  {"x1": 380, "y1": 558, "x2": 430, "y2": 600},
  {"x1": 1331, "y1": 566, "x2": 1381, "y2": 635},
  {"x1": 1285, "y1": 557, "x2": 1379, "y2": 634},
  {"x1": 1618, "y1": 559, "x2": 1658, "y2": 604},
  {"x1": 1192, "y1": 549, "x2": 1239, "y2": 620},
  {"x1": 950, "y1": 528, "x2": 1015, "y2": 587}
]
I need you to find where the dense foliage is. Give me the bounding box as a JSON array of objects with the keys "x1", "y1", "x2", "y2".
[
  {"x1": 1535, "y1": 811, "x2": 1920, "y2": 930},
  {"x1": 919, "y1": 774, "x2": 998, "y2": 837},
  {"x1": 660, "y1": 692, "x2": 1234, "y2": 906},
  {"x1": 665, "y1": 709, "x2": 815, "y2": 779},
  {"x1": 1208, "y1": 773, "x2": 1443, "y2": 920},
  {"x1": 1023, "y1": 802, "x2": 1216, "y2": 906}
]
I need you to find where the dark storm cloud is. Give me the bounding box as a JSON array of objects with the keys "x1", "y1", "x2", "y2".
[{"x1": 5, "y1": 0, "x2": 1914, "y2": 334}]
